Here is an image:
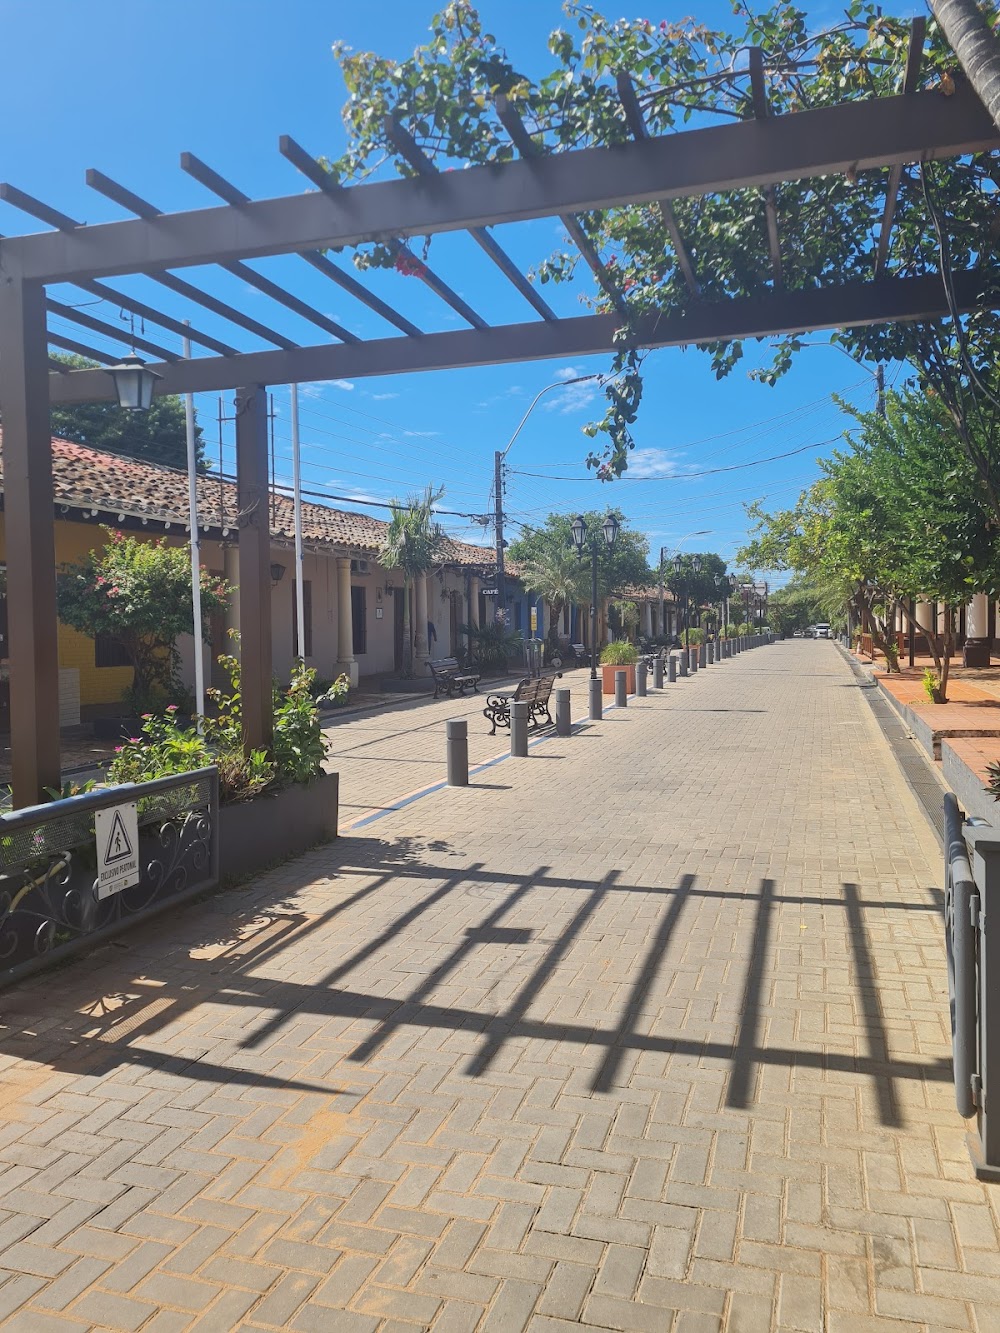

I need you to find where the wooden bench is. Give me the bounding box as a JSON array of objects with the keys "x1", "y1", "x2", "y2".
[
  {"x1": 428, "y1": 657, "x2": 481, "y2": 700},
  {"x1": 483, "y1": 674, "x2": 558, "y2": 735}
]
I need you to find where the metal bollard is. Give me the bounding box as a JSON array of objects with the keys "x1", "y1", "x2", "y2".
[
  {"x1": 699, "y1": 642, "x2": 707, "y2": 669},
  {"x1": 706, "y1": 641, "x2": 714, "y2": 666},
  {"x1": 446, "y1": 718, "x2": 469, "y2": 786},
  {"x1": 636, "y1": 661, "x2": 647, "y2": 697},
  {"x1": 511, "y1": 700, "x2": 529, "y2": 757},
  {"x1": 555, "y1": 686, "x2": 571, "y2": 736},
  {"x1": 690, "y1": 648, "x2": 698, "y2": 673},
  {"x1": 668, "y1": 655, "x2": 677, "y2": 683},
  {"x1": 678, "y1": 652, "x2": 687, "y2": 678},
  {"x1": 964, "y1": 818, "x2": 1000, "y2": 1178},
  {"x1": 588, "y1": 676, "x2": 603, "y2": 721},
  {"x1": 653, "y1": 657, "x2": 664, "y2": 689},
  {"x1": 615, "y1": 669, "x2": 628, "y2": 707}
]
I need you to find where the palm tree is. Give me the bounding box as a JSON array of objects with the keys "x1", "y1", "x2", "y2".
[
  {"x1": 379, "y1": 484, "x2": 446, "y2": 677},
  {"x1": 520, "y1": 546, "x2": 586, "y2": 652}
]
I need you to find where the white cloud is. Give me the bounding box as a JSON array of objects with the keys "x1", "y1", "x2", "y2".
[
  {"x1": 403, "y1": 429, "x2": 439, "y2": 438},
  {"x1": 541, "y1": 379, "x2": 600, "y2": 415},
  {"x1": 555, "y1": 365, "x2": 583, "y2": 380},
  {"x1": 371, "y1": 392, "x2": 399, "y2": 401},
  {"x1": 625, "y1": 448, "x2": 693, "y2": 480},
  {"x1": 331, "y1": 379, "x2": 355, "y2": 392}
]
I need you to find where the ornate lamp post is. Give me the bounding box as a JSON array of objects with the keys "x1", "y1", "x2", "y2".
[{"x1": 674, "y1": 553, "x2": 702, "y2": 651}]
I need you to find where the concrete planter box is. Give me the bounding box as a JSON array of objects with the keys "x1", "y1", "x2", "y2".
[
  {"x1": 219, "y1": 771, "x2": 339, "y2": 881},
  {"x1": 601, "y1": 663, "x2": 636, "y2": 695}
]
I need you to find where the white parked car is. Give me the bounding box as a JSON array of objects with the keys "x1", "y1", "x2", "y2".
[{"x1": 813, "y1": 623, "x2": 831, "y2": 639}]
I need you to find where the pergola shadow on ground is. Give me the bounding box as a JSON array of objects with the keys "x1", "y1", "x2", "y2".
[
  {"x1": 1, "y1": 18, "x2": 999, "y2": 804},
  {"x1": 0, "y1": 834, "x2": 946, "y2": 1132}
]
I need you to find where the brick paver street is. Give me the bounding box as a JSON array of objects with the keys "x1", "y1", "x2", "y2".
[{"x1": 1, "y1": 640, "x2": 996, "y2": 1332}]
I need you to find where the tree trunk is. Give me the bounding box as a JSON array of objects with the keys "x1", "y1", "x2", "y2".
[
  {"x1": 930, "y1": 0, "x2": 1000, "y2": 133},
  {"x1": 401, "y1": 576, "x2": 413, "y2": 677},
  {"x1": 939, "y1": 606, "x2": 955, "y2": 701}
]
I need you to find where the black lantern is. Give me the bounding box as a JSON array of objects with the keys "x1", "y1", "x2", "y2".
[
  {"x1": 692, "y1": 554, "x2": 702, "y2": 574},
  {"x1": 105, "y1": 354, "x2": 162, "y2": 411},
  {"x1": 673, "y1": 553, "x2": 683, "y2": 573},
  {"x1": 270, "y1": 562, "x2": 286, "y2": 584},
  {"x1": 602, "y1": 512, "x2": 620, "y2": 549},
  {"x1": 570, "y1": 514, "x2": 587, "y2": 555}
]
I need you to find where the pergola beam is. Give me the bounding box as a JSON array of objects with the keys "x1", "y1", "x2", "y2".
[
  {"x1": 616, "y1": 72, "x2": 700, "y2": 298},
  {"x1": 83, "y1": 171, "x2": 300, "y2": 349},
  {"x1": 385, "y1": 115, "x2": 558, "y2": 322},
  {"x1": 496, "y1": 93, "x2": 628, "y2": 317},
  {"x1": 179, "y1": 154, "x2": 360, "y2": 344},
  {"x1": 875, "y1": 17, "x2": 927, "y2": 277},
  {"x1": 10, "y1": 82, "x2": 989, "y2": 287},
  {"x1": 49, "y1": 271, "x2": 991, "y2": 403},
  {"x1": 748, "y1": 49, "x2": 782, "y2": 287},
  {"x1": 47, "y1": 298, "x2": 180, "y2": 362},
  {"x1": 274, "y1": 137, "x2": 425, "y2": 337}
]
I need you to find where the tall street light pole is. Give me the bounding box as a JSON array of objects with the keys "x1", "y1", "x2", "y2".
[
  {"x1": 494, "y1": 374, "x2": 601, "y2": 625},
  {"x1": 674, "y1": 553, "x2": 702, "y2": 652},
  {"x1": 571, "y1": 512, "x2": 620, "y2": 719},
  {"x1": 659, "y1": 530, "x2": 710, "y2": 638}
]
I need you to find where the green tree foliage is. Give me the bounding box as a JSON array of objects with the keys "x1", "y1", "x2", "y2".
[
  {"x1": 507, "y1": 509, "x2": 651, "y2": 602},
  {"x1": 49, "y1": 354, "x2": 205, "y2": 470},
  {"x1": 326, "y1": 3, "x2": 1000, "y2": 484},
  {"x1": 740, "y1": 389, "x2": 1000, "y2": 698},
  {"x1": 379, "y1": 484, "x2": 446, "y2": 676},
  {"x1": 57, "y1": 530, "x2": 230, "y2": 713},
  {"x1": 766, "y1": 576, "x2": 829, "y2": 635},
  {"x1": 664, "y1": 551, "x2": 728, "y2": 623},
  {"x1": 518, "y1": 545, "x2": 587, "y2": 649}
]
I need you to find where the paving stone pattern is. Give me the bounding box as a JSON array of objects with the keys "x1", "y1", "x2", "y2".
[{"x1": 0, "y1": 640, "x2": 995, "y2": 1332}]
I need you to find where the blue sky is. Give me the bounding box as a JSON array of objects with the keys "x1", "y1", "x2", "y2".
[{"x1": 0, "y1": 0, "x2": 893, "y2": 581}]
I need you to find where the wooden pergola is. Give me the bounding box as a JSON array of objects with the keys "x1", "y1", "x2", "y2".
[{"x1": 1, "y1": 22, "x2": 998, "y2": 805}]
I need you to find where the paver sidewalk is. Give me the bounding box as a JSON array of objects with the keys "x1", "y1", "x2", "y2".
[{"x1": 0, "y1": 640, "x2": 996, "y2": 1332}]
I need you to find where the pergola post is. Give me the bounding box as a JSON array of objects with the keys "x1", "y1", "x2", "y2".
[
  {"x1": 0, "y1": 278, "x2": 61, "y2": 806},
  {"x1": 235, "y1": 385, "x2": 273, "y2": 754}
]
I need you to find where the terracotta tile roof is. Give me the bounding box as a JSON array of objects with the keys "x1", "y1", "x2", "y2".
[{"x1": 0, "y1": 433, "x2": 499, "y2": 571}]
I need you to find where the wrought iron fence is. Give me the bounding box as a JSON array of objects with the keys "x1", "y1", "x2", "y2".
[
  {"x1": 944, "y1": 792, "x2": 979, "y2": 1119},
  {"x1": 0, "y1": 767, "x2": 218, "y2": 988}
]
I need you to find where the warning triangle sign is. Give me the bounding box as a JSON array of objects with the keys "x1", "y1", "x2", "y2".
[{"x1": 104, "y1": 809, "x2": 134, "y2": 864}]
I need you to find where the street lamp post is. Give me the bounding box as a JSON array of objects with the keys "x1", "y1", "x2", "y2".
[
  {"x1": 494, "y1": 374, "x2": 601, "y2": 625},
  {"x1": 673, "y1": 553, "x2": 702, "y2": 652},
  {"x1": 571, "y1": 512, "x2": 619, "y2": 719},
  {"x1": 658, "y1": 530, "x2": 710, "y2": 639}
]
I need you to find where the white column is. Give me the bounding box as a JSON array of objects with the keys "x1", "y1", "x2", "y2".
[
  {"x1": 967, "y1": 592, "x2": 989, "y2": 639},
  {"x1": 335, "y1": 556, "x2": 358, "y2": 686},
  {"x1": 643, "y1": 602, "x2": 653, "y2": 637},
  {"x1": 468, "y1": 576, "x2": 480, "y2": 631},
  {"x1": 414, "y1": 574, "x2": 429, "y2": 666},
  {"x1": 916, "y1": 599, "x2": 935, "y2": 633}
]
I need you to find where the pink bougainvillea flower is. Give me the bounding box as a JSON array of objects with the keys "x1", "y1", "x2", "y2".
[{"x1": 166, "y1": 704, "x2": 178, "y2": 712}]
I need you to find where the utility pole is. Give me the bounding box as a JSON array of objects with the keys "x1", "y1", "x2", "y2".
[
  {"x1": 494, "y1": 449, "x2": 507, "y2": 626},
  {"x1": 876, "y1": 363, "x2": 886, "y2": 419}
]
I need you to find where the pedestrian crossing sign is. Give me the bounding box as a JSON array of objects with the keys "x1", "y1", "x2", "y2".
[{"x1": 95, "y1": 801, "x2": 140, "y2": 898}]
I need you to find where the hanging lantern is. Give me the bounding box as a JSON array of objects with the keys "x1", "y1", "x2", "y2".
[{"x1": 105, "y1": 354, "x2": 162, "y2": 410}]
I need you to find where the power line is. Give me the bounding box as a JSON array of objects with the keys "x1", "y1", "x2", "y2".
[{"x1": 511, "y1": 437, "x2": 840, "y2": 483}]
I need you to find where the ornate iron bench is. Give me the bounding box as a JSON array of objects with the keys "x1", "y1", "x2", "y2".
[
  {"x1": 484, "y1": 674, "x2": 558, "y2": 735},
  {"x1": 428, "y1": 657, "x2": 481, "y2": 700}
]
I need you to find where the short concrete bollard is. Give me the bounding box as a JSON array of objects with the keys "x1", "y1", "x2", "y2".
[
  {"x1": 446, "y1": 718, "x2": 469, "y2": 786},
  {"x1": 589, "y1": 676, "x2": 603, "y2": 721},
  {"x1": 636, "y1": 662, "x2": 647, "y2": 697},
  {"x1": 555, "y1": 686, "x2": 571, "y2": 736},
  {"x1": 699, "y1": 642, "x2": 707, "y2": 669},
  {"x1": 653, "y1": 657, "x2": 664, "y2": 689},
  {"x1": 690, "y1": 649, "x2": 698, "y2": 674},
  {"x1": 678, "y1": 652, "x2": 688, "y2": 678},
  {"x1": 615, "y1": 669, "x2": 628, "y2": 707},
  {"x1": 511, "y1": 699, "x2": 529, "y2": 757},
  {"x1": 668, "y1": 655, "x2": 677, "y2": 683},
  {"x1": 706, "y1": 641, "x2": 714, "y2": 666}
]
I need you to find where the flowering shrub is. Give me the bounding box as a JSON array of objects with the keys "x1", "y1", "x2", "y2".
[
  {"x1": 314, "y1": 674, "x2": 351, "y2": 709},
  {"x1": 107, "y1": 649, "x2": 328, "y2": 804},
  {"x1": 57, "y1": 530, "x2": 230, "y2": 715}
]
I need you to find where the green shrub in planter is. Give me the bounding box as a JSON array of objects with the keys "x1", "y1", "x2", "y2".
[
  {"x1": 685, "y1": 628, "x2": 704, "y2": 646},
  {"x1": 600, "y1": 640, "x2": 639, "y2": 666}
]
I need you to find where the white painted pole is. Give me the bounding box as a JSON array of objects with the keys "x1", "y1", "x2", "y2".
[
  {"x1": 291, "y1": 383, "x2": 306, "y2": 660},
  {"x1": 183, "y1": 325, "x2": 205, "y2": 730}
]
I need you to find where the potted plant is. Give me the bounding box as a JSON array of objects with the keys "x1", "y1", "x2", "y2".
[
  {"x1": 600, "y1": 640, "x2": 638, "y2": 695},
  {"x1": 107, "y1": 647, "x2": 338, "y2": 881}
]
